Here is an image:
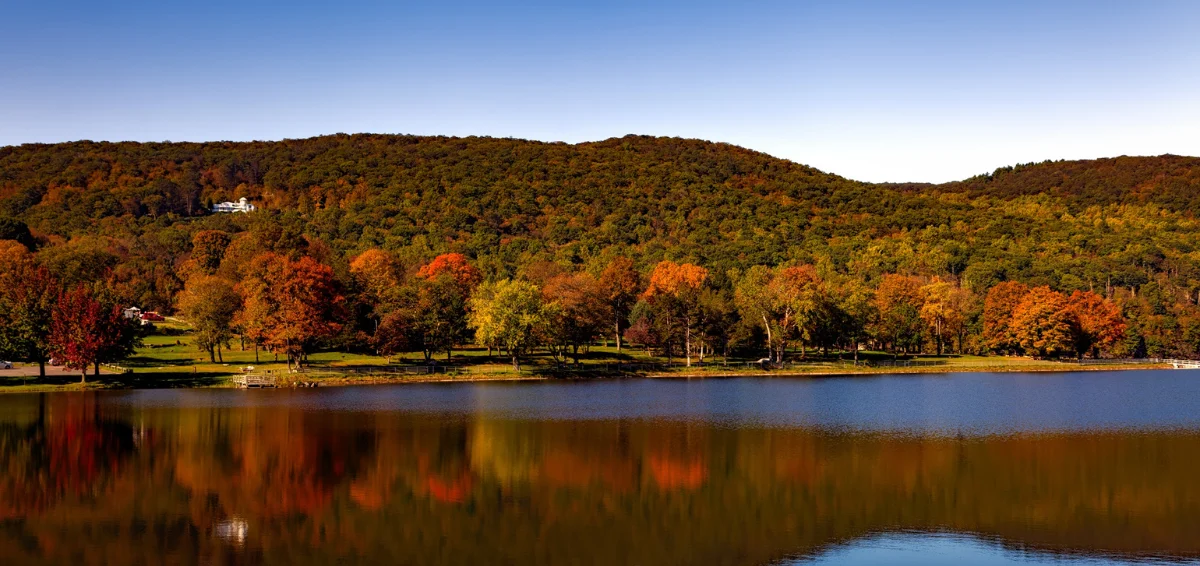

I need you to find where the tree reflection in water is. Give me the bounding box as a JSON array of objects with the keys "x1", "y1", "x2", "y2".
[{"x1": 0, "y1": 392, "x2": 1197, "y2": 565}]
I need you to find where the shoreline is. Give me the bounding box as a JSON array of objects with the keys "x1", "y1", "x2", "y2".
[{"x1": 0, "y1": 361, "x2": 1180, "y2": 394}]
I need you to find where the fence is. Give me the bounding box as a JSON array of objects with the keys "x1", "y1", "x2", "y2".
[
  {"x1": 339, "y1": 365, "x2": 470, "y2": 377},
  {"x1": 1061, "y1": 358, "x2": 1165, "y2": 365}
]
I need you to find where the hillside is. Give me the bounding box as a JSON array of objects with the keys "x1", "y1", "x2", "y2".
[
  {"x1": 934, "y1": 154, "x2": 1200, "y2": 211},
  {"x1": 1, "y1": 134, "x2": 1199, "y2": 357}
]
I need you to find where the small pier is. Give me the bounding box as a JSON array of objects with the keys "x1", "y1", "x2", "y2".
[
  {"x1": 1166, "y1": 359, "x2": 1200, "y2": 369},
  {"x1": 233, "y1": 374, "x2": 277, "y2": 388}
]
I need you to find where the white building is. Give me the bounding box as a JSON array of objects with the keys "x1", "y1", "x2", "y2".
[{"x1": 212, "y1": 197, "x2": 256, "y2": 213}]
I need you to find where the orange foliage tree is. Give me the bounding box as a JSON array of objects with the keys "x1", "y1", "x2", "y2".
[
  {"x1": 1067, "y1": 290, "x2": 1126, "y2": 358},
  {"x1": 599, "y1": 257, "x2": 642, "y2": 352},
  {"x1": 983, "y1": 281, "x2": 1030, "y2": 354},
  {"x1": 642, "y1": 261, "x2": 709, "y2": 366},
  {"x1": 240, "y1": 254, "x2": 345, "y2": 368},
  {"x1": 1010, "y1": 286, "x2": 1077, "y2": 358},
  {"x1": 872, "y1": 274, "x2": 925, "y2": 355}
]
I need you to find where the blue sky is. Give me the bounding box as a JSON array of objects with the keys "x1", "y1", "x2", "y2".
[{"x1": 2, "y1": 1, "x2": 1198, "y2": 182}]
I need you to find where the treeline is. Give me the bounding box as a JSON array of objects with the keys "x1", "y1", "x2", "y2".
[
  {"x1": 1, "y1": 135, "x2": 1200, "y2": 363},
  {"x1": 0, "y1": 232, "x2": 1142, "y2": 375}
]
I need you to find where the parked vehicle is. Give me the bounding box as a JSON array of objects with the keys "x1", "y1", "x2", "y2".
[
  {"x1": 140, "y1": 312, "x2": 165, "y2": 322},
  {"x1": 0, "y1": 361, "x2": 12, "y2": 370}
]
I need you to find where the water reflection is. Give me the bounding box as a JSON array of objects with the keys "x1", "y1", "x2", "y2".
[{"x1": 0, "y1": 379, "x2": 1198, "y2": 565}]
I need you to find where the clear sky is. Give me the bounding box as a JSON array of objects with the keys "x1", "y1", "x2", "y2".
[{"x1": 2, "y1": 1, "x2": 1199, "y2": 183}]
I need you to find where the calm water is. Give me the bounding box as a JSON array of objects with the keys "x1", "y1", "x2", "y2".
[{"x1": 2, "y1": 370, "x2": 1199, "y2": 565}]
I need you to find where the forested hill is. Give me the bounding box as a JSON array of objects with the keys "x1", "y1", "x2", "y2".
[
  {"x1": 931, "y1": 154, "x2": 1200, "y2": 211},
  {"x1": 1, "y1": 134, "x2": 1199, "y2": 301}
]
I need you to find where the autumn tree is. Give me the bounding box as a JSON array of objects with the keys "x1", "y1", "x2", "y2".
[
  {"x1": 191, "y1": 230, "x2": 232, "y2": 274},
  {"x1": 240, "y1": 254, "x2": 344, "y2": 369},
  {"x1": 542, "y1": 272, "x2": 611, "y2": 365},
  {"x1": 599, "y1": 257, "x2": 642, "y2": 352},
  {"x1": 695, "y1": 288, "x2": 739, "y2": 363},
  {"x1": 0, "y1": 261, "x2": 60, "y2": 377},
  {"x1": 418, "y1": 253, "x2": 483, "y2": 295},
  {"x1": 469, "y1": 279, "x2": 557, "y2": 371},
  {"x1": 734, "y1": 265, "x2": 830, "y2": 363},
  {"x1": 826, "y1": 276, "x2": 876, "y2": 361},
  {"x1": 234, "y1": 275, "x2": 271, "y2": 363},
  {"x1": 350, "y1": 248, "x2": 403, "y2": 314},
  {"x1": 1011, "y1": 286, "x2": 1077, "y2": 358},
  {"x1": 623, "y1": 306, "x2": 661, "y2": 357},
  {"x1": 920, "y1": 278, "x2": 971, "y2": 355},
  {"x1": 404, "y1": 253, "x2": 483, "y2": 361},
  {"x1": 1066, "y1": 290, "x2": 1126, "y2": 358},
  {"x1": 409, "y1": 274, "x2": 471, "y2": 362},
  {"x1": 49, "y1": 286, "x2": 140, "y2": 382},
  {"x1": 372, "y1": 310, "x2": 413, "y2": 363},
  {"x1": 177, "y1": 275, "x2": 241, "y2": 362},
  {"x1": 982, "y1": 281, "x2": 1030, "y2": 354},
  {"x1": 642, "y1": 261, "x2": 709, "y2": 366},
  {"x1": 872, "y1": 274, "x2": 925, "y2": 355}
]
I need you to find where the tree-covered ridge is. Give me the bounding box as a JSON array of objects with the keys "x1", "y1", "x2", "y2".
[
  {"x1": 2, "y1": 134, "x2": 1197, "y2": 283},
  {"x1": 2, "y1": 134, "x2": 1199, "y2": 360},
  {"x1": 933, "y1": 154, "x2": 1200, "y2": 211}
]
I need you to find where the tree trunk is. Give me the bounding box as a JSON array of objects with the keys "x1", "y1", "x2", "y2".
[
  {"x1": 94, "y1": 361, "x2": 100, "y2": 377},
  {"x1": 615, "y1": 319, "x2": 622, "y2": 352},
  {"x1": 761, "y1": 315, "x2": 773, "y2": 363},
  {"x1": 685, "y1": 324, "x2": 692, "y2": 367},
  {"x1": 512, "y1": 354, "x2": 520, "y2": 371},
  {"x1": 209, "y1": 346, "x2": 216, "y2": 363},
  {"x1": 218, "y1": 346, "x2": 224, "y2": 363},
  {"x1": 255, "y1": 342, "x2": 260, "y2": 363},
  {"x1": 38, "y1": 359, "x2": 45, "y2": 379},
  {"x1": 81, "y1": 370, "x2": 87, "y2": 383}
]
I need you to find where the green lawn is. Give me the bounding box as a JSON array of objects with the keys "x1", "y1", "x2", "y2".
[{"x1": 0, "y1": 320, "x2": 1169, "y2": 393}]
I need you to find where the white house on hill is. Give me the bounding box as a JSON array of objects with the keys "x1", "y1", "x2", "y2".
[{"x1": 212, "y1": 197, "x2": 256, "y2": 213}]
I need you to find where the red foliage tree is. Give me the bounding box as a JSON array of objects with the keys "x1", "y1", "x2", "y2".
[
  {"x1": 418, "y1": 253, "x2": 482, "y2": 293},
  {"x1": 49, "y1": 286, "x2": 138, "y2": 382}
]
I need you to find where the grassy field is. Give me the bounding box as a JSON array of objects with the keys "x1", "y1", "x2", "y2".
[{"x1": 0, "y1": 319, "x2": 1173, "y2": 393}]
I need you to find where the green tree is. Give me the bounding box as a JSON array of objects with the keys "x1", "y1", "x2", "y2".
[
  {"x1": 469, "y1": 279, "x2": 557, "y2": 371},
  {"x1": 177, "y1": 275, "x2": 241, "y2": 362}
]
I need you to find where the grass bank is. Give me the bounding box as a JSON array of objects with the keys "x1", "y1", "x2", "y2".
[{"x1": 0, "y1": 321, "x2": 1175, "y2": 393}]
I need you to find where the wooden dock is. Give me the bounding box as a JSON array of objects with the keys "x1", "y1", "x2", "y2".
[
  {"x1": 233, "y1": 374, "x2": 277, "y2": 388},
  {"x1": 1166, "y1": 359, "x2": 1200, "y2": 369}
]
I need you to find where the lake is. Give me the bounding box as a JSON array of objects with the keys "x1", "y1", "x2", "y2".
[{"x1": 2, "y1": 370, "x2": 1199, "y2": 565}]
